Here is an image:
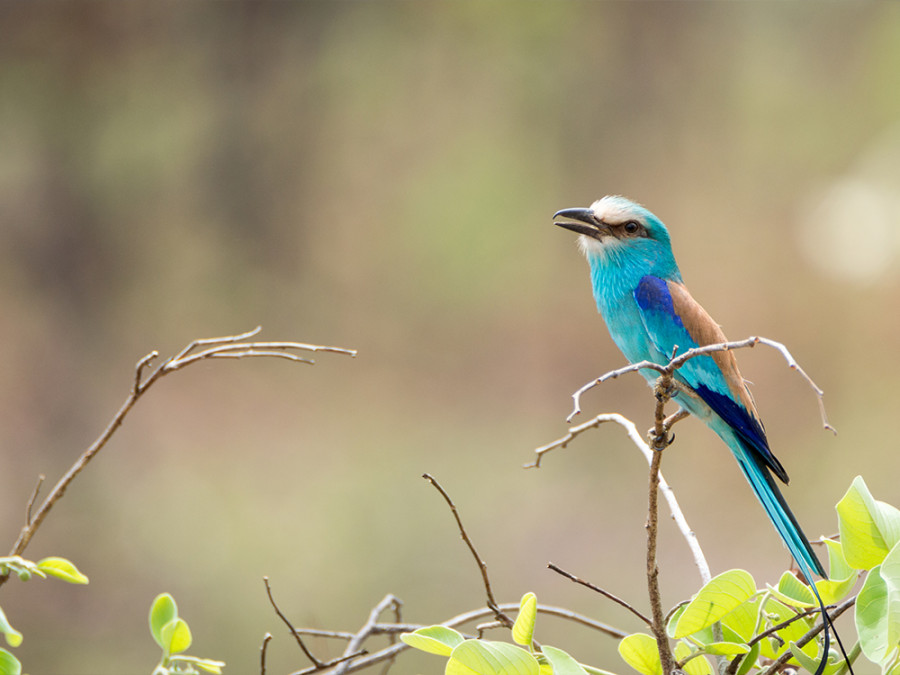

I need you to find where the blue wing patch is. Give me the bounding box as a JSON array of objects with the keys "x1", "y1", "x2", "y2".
[{"x1": 634, "y1": 276, "x2": 684, "y2": 330}]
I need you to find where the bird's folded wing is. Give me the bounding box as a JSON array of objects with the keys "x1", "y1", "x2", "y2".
[{"x1": 633, "y1": 275, "x2": 789, "y2": 483}]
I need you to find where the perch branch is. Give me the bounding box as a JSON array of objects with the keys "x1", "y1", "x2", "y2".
[
  {"x1": 567, "y1": 336, "x2": 834, "y2": 433},
  {"x1": 646, "y1": 372, "x2": 676, "y2": 675},
  {"x1": 1, "y1": 327, "x2": 356, "y2": 589}
]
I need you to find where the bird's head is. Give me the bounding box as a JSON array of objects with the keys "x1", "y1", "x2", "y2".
[{"x1": 554, "y1": 195, "x2": 680, "y2": 279}]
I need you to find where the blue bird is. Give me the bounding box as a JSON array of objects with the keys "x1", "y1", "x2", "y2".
[{"x1": 554, "y1": 195, "x2": 842, "y2": 671}]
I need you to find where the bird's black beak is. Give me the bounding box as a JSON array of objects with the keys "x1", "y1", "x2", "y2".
[{"x1": 553, "y1": 207, "x2": 608, "y2": 239}]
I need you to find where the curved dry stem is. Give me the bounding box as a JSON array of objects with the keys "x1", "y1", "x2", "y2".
[
  {"x1": 422, "y1": 473, "x2": 512, "y2": 627},
  {"x1": 528, "y1": 413, "x2": 712, "y2": 585}
]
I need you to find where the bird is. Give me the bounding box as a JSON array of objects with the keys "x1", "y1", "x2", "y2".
[{"x1": 554, "y1": 195, "x2": 843, "y2": 673}]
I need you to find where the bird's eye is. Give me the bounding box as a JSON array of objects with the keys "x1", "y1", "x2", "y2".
[{"x1": 623, "y1": 220, "x2": 641, "y2": 235}]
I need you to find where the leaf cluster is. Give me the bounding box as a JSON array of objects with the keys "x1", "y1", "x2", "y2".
[
  {"x1": 0, "y1": 556, "x2": 88, "y2": 675},
  {"x1": 402, "y1": 593, "x2": 611, "y2": 675},
  {"x1": 149, "y1": 593, "x2": 225, "y2": 675}
]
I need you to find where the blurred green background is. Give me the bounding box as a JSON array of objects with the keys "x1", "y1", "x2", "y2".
[{"x1": 1, "y1": 3, "x2": 898, "y2": 674}]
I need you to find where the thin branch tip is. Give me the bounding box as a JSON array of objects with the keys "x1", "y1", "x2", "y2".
[{"x1": 424, "y1": 473, "x2": 511, "y2": 627}]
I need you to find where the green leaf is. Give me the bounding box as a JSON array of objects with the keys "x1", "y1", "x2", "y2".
[
  {"x1": 513, "y1": 593, "x2": 537, "y2": 648},
  {"x1": 0, "y1": 607, "x2": 22, "y2": 648},
  {"x1": 171, "y1": 655, "x2": 226, "y2": 674},
  {"x1": 770, "y1": 571, "x2": 816, "y2": 608},
  {"x1": 719, "y1": 597, "x2": 761, "y2": 644},
  {"x1": 618, "y1": 633, "x2": 661, "y2": 675},
  {"x1": 150, "y1": 593, "x2": 178, "y2": 649},
  {"x1": 823, "y1": 538, "x2": 853, "y2": 581},
  {"x1": 702, "y1": 642, "x2": 750, "y2": 656},
  {"x1": 837, "y1": 476, "x2": 900, "y2": 571},
  {"x1": 160, "y1": 618, "x2": 192, "y2": 655},
  {"x1": 0, "y1": 557, "x2": 43, "y2": 581},
  {"x1": 763, "y1": 597, "x2": 816, "y2": 662},
  {"x1": 787, "y1": 639, "x2": 842, "y2": 675},
  {"x1": 400, "y1": 626, "x2": 466, "y2": 656},
  {"x1": 665, "y1": 605, "x2": 686, "y2": 638},
  {"x1": 855, "y1": 564, "x2": 888, "y2": 662},
  {"x1": 734, "y1": 641, "x2": 760, "y2": 675},
  {"x1": 35, "y1": 557, "x2": 89, "y2": 585},
  {"x1": 815, "y1": 539, "x2": 858, "y2": 606},
  {"x1": 0, "y1": 648, "x2": 21, "y2": 675},
  {"x1": 856, "y1": 549, "x2": 900, "y2": 665},
  {"x1": 447, "y1": 640, "x2": 540, "y2": 675},
  {"x1": 579, "y1": 666, "x2": 619, "y2": 675},
  {"x1": 540, "y1": 646, "x2": 588, "y2": 675},
  {"x1": 674, "y1": 641, "x2": 712, "y2": 675},
  {"x1": 673, "y1": 570, "x2": 756, "y2": 638}
]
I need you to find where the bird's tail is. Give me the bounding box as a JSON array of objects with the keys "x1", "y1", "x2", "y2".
[
  {"x1": 730, "y1": 439, "x2": 852, "y2": 675},
  {"x1": 730, "y1": 439, "x2": 825, "y2": 581}
]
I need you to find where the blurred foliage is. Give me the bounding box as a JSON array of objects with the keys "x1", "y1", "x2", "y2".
[{"x1": 0, "y1": 3, "x2": 898, "y2": 674}]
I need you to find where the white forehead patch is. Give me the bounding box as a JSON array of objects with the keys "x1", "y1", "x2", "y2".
[{"x1": 590, "y1": 195, "x2": 641, "y2": 225}]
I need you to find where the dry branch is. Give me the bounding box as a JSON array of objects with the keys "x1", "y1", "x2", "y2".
[
  {"x1": 281, "y1": 601, "x2": 626, "y2": 675},
  {"x1": 2, "y1": 327, "x2": 356, "y2": 588},
  {"x1": 547, "y1": 562, "x2": 652, "y2": 626}
]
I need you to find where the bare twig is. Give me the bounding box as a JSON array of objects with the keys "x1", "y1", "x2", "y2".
[
  {"x1": 547, "y1": 562, "x2": 652, "y2": 626},
  {"x1": 1, "y1": 328, "x2": 355, "y2": 588},
  {"x1": 529, "y1": 413, "x2": 711, "y2": 585},
  {"x1": 293, "y1": 603, "x2": 625, "y2": 642},
  {"x1": 24, "y1": 475, "x2": 44, "y2": 526},
  {"x1": 567, "y1": 336, "x2": 834, "y2": 433},
  {"x1": 748, "y1": 606, "x2": 827, "y2": 649},
  {"x1": 265, "y1": 576, "x2": 324, "y2": 667},
  {"x1": 422, "y1": 473, "x2": 513, "y2": 627},
  {"x1": 260, "y1": 633, "x2": 273, "y2": 675},
  {"x1": 567, "y1": 359, "x2": 661, "y2": 423},
  {"x1": 756, "y1": 596, "x2": 856, "y2": 675},
  {"x1": 295, "y1": 629, "x2": 359, "y2": 640},
  {"x1": 753, "y1": 337, "x2": 835, "y2": 434},
  {"x1": 265, "y1": 576, "x2": 370, "y2": 675},
  {"x1": 288, "y1": 651, "x2": 367, "y2": 675},
  {"x1": 332, "y1": 595, "x2": 401, "y2": 675}
]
